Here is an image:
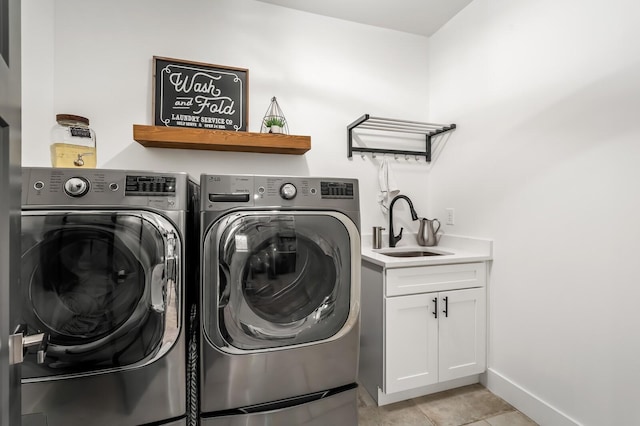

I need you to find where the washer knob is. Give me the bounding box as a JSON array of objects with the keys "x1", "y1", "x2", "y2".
[
  {"x1": 64, "y1": 177, "x2": 90, "y2": 197},
  {"x1": 280, "y1": 183, "x2": 297, "y2": 200}
]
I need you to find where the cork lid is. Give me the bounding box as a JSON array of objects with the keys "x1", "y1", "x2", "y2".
[{"x1": 56, "y1": 114, "x2": 89, "y2": 125}]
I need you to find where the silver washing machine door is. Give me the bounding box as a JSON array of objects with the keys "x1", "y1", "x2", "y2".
[
  {"x1": 20, "y1": 211, "x2": 181, "y2": 380},
  {"x1": 203, "y1": 211, "x2": 360, "y2": 352}
]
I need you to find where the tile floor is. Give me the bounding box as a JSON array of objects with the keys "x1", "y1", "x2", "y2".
[{"x1": 358, "y1": 383, "x2": 539, "y2": 426}]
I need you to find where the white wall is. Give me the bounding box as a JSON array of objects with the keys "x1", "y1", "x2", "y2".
[
  {"x1": 21, "y1": 0, "x2": 54, "y2": 158},
  {"x1": 428, "y1": 1, "x2": 640, "y2": 425},
  {"x1": 22, "y1": 0, "x2": 432, "y2": 233}
]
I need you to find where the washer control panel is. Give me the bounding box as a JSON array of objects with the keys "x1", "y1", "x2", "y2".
[
  {"x1": 203, "y1": 174, "x2": 359, "y2": 211},
  {"x1": 22, "y1": 168, "x2": 188, "y2": 210}
]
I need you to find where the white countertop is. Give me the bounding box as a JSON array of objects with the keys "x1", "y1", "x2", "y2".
[{"x1": 361, "y1": 234, "x2": 493, "y2": 268}]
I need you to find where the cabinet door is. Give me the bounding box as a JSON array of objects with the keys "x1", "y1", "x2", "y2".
[
  {"x1": 384, "y1": 294, "x2": 438, "y2": 394},
  {"x1": 438, "y1": 287, "x2": 486, "y2": 382}
]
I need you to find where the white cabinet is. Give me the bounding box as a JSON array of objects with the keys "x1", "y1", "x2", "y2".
[
  {"x1": 384, "y1": 287, "x2": 486, "y2": 394},
  {"x1": 359, "y1": 261, "x2": 487, "y2": 405}
]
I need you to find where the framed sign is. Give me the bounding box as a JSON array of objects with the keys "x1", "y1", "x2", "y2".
[{"x1": 153, "y1": 56, "x2": 248, "y2": 131}]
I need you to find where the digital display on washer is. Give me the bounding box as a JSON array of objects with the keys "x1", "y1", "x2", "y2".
[
  {"x1": 125, "y1": 175, "x2": 176, "y2": 195},
  {"x1": 320, "y1": 181, "x2": 354, "y2": 199}
]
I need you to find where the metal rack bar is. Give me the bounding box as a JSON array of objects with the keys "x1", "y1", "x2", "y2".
[
  {"x1": 347, "y1": 114, "x2": 456, "y2": 162},
  {"x1": 351, "y1": 147, "x2": 429, "y2": 158},
  {"x1": 363, "y1": 116, "x2": 450, "y2": 130}
]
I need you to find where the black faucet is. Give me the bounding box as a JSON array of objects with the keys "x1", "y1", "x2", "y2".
[{"x1": 388, "y1": 195, "x2": 419, "y2": 248}]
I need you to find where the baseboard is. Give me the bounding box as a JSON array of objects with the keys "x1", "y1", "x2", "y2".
[
  {"x1": 482, "y1": 368, "x2": 582, "y2": 426},
  {"x1": 376, "y1": 375, "x2": 480, "y2": 406}
]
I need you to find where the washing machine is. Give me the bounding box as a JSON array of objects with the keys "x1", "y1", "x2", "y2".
[
  {"x1": 20, "y1": 167, "x2": 198, "y2": 426},
  {"x1": 198, "y1": 174, "x2": 361, "y2": 425}
]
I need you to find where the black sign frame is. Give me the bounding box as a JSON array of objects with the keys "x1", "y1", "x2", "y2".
[{"x1": 153, "y1": 56, "x2": 249, "y2": 131}]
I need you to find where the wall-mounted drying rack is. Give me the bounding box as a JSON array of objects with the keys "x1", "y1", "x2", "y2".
[{"x1": 347, "y1": 114, "x2": 456, "y2": 162}]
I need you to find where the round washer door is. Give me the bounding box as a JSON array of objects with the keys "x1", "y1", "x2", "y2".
[
  {"x1": 203, "y1": 211, "x2": 359, "y2": 351},
  {"x1": 21, "y1": 211, "x2": 181, "y2": 379}
]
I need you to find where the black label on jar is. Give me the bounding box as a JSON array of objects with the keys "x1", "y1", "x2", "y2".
[{"x1": 70, "y1": 126, "x2": 92, "y2": 138}]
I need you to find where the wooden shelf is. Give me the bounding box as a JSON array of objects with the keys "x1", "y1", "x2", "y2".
[{"x1": 133, "y1": 125, "x2": 311, "y2": 155}]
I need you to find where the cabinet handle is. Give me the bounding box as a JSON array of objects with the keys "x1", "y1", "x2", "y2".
[
  {"x1": 443, "y1": 296, "x2": 449, "y2": 317},
  {"x1": 432, "y1": 297, "x2": 438, "y2": 319}
]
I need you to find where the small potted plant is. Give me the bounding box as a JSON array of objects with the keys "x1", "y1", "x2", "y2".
[{"x1": 265, "y1": 117, "x2": 285, "y2": 134}]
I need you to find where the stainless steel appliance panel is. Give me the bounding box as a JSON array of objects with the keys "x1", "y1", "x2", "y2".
[
  {"x1": 22, "y1": 167, "x2": 191, "y2": 212},
  {"x1": 20, "y1": 167, "x2": 195, "y2": 426},
  {"x1": 201, "y1": 174, "x2": 360, "y2": 227},
  {"x1": 21, "y1": 335, "x2": 186, "y2": 426},
  {"x1": 200, "y1": 324, "x2": 359, "y2": 413},
  {"x1": 199, "y1": 174, "x2": 361, "y2": 417},
  {"x1": 200, "y1": 387, "x2": 358, "y2": 426}
]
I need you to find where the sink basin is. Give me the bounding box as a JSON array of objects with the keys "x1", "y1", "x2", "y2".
[{"x1": 379, "y1": 250, "x2": 444, "y2": 258}]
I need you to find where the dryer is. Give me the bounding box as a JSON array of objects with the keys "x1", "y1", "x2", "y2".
[
  {"x1": 198, "y1": 174, "x2": 361, "y2": 425},
  {"x1": 20, "y1": 167, "x2": 198, "y2": 426}
]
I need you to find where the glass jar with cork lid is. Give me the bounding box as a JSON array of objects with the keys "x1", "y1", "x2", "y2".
[{"x1": 50, "y1": 114, "x2": 97, "y2": 168}]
